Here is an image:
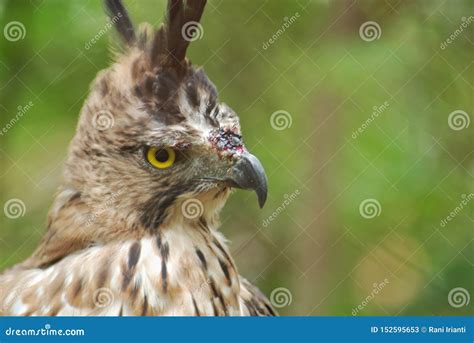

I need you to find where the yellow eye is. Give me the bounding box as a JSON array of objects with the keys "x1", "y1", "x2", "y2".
[{"x1": 146, "y1": 147, "x2": 176, "y2": 169}]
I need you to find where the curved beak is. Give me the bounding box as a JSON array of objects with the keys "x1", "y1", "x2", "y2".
[{"x1": 228, "y1": 153, "x2": 268, "y2": 208}]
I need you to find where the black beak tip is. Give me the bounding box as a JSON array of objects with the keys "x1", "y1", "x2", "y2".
[
  {"x1": 258, "y1": 193, "x2": 266, "y2": 208},
  {"x1": 256, "y1": 180, "x2": 268, "y2": 209},
  {"x1": 229, "y1": 153, "x2": 268, "y2": 209}
]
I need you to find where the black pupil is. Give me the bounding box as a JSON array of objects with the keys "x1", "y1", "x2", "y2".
[{"x1": 155, "y1": 149, "x2": 169, "y2": 163}]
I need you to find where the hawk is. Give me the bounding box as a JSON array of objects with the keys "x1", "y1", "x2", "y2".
[{"x1": 0, "y1": 0, "x2": 276, "y2": 316}]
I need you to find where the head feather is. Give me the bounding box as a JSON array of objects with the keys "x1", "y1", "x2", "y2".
[
  {"x1": 104, "y1": 0, "x2": 136, "y2": 46},
  {"x1": 106, "y1": 0, "x2": 207, "y2": 72}
]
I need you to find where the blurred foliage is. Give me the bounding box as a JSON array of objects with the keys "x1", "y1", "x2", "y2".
[{"x1": 0, "y1": 0, "x2": 472, "y2": 315}]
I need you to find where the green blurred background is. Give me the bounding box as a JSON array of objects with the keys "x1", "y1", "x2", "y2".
[{"x1": 0, "y1": 0, "x2": 472, "y2": 315}]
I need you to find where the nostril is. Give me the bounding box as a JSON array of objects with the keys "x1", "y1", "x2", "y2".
[{"x1": 231, "y1": 136, "x2": 240, "y2": 145}]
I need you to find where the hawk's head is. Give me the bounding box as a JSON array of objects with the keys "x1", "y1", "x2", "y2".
[{"x1": 63, "y1": 0, "x2": 267, "y2": 233}]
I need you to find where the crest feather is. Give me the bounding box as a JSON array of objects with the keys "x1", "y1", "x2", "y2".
[
  {"x1": 106, "y1": 0, "x2": 207, "y2": 72},
  {"x1": 105, "y1": 0, "x2": 136, "y2": 46},
  {"x1": 152, "y1": 0, "x2": 207, "y2": 69}
]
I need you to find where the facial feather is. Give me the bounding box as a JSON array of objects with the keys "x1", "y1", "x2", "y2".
[
  {"x1": 62, "y1": 37, "x2": 242, "y2": 237},
  {"x1": 0, "y1": 0, "x2": 276, "y2": 318}
]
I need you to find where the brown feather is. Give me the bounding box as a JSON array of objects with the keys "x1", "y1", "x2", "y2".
[
  {"x1": 105, "y1": 0, "x2": 136, "y2": 46},
  {"x1": 0, "y1": 0, "x2": 276, "y2": 318}
]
